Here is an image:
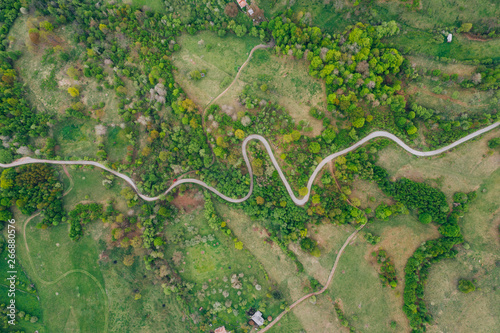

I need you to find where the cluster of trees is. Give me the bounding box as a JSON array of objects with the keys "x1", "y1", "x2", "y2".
[
  {"x1": 0, "y1": 52, "x2": 50, "y2": 155},
  {"x1": 68, "y1": 203, "x2": 103, "y2": 240},
  {"x1": 376, "y1": 249, "x2": 397, "y2": 289},
  {"x1": 266, "y1": 16, "x2": 408, "y2": 135},
  {"x1": 0, "y1": 0, "x2": 22, "y2": 51},
  {"x1": 374, "y1": 174, "x2": 448, "y2": 224},
  {"x1": 400, "y1": 191, "x2": 476, "y2": 332},
  {"x1": 0, "y1": 165, "x2": 64, "y2": 226}
]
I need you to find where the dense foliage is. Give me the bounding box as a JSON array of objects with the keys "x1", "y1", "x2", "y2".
[
  {"x1": 0, "y1": 165, "x2": 63, "y2": 225},
  {"x1": 67, "y1": 203, "x2": 103, "y2": 240}
]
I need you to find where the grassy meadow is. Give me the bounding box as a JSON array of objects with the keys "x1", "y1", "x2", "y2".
[
  {"x1": 163, "y1": 204, "x2": 302, "y2": 331},
  {"x1": 171, "y1": 31, "x2": 262, "y2": 108},
  {"x1": 425, "y1": 168, "x2": 500, "y2": 333}
]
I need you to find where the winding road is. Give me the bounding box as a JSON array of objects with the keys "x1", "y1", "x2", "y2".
[
  {"x1": 1, "y1": 122, "x2": 499, "y2": 206},
  {"x1": 4, "y1": 123, "x2": 498, "y2": 332}
]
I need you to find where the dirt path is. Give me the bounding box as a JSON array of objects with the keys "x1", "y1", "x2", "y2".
[
  {"x1": 62, "y1": 165, "x2": 74, "y2": 196},
  {"x1": 464, "y1": 33, "x2": 489, "y2": 42},
  {"x1": 259, "y1": 224, "x2": 365, "y2": 332},
  {"x1": 20, "y1": 171, "x2": 109, "y2": 332},
  {"x1": 202, "y1": 41, "x2": 274, "y2": 116}
]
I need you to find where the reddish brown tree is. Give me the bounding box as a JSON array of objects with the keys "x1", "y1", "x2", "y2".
[{"x1": 224, "y1": 2, "x2": 239, "y2": 18}]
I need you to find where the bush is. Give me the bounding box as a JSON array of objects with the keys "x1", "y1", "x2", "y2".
[
  {"x1": 418, "y1": 212, "x2": 432, "y2": 224},
  {"x1": 458, "y1": 279, "x2": 475, "y2": 293}
]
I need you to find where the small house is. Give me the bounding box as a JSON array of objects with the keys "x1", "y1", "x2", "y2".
[
  {"x1": 214, "y1": 326, "x2": 228, "y2": 333},
  {"x1": 237, "y1": 0, "x2": 247, "y2": 8},
  {"x1": 251, "y1": 311, "x2": 265, "y2": 326},
  {"x1": 248, "y1": 8, "x2": 254, "y2": 15},
  {"x1": 447, "y1": 34, "x2": 453, "y2": 43}
]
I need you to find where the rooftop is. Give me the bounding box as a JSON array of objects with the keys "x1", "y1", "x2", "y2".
[{"x1": 251, "y1": 311, "x2": 265, "y2": 326}]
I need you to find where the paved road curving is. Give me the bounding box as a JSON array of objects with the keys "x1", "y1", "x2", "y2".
[{"x1": 1, "y1": 122, "x2": 498, "y2": 206}]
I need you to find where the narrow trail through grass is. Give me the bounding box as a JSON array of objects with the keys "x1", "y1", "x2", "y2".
[{"x1": 20, "y1": 169, "x2": 109, "y2": 332}]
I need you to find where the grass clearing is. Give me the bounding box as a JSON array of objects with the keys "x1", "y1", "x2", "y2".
[
  {"x1": 425, "y1": 168, "x2": 500, "y2": 333},
  {"x1": 328, "y1": 232, "x2": 409, "y2": 333},
  {"x1": 376, "y1": 128, "x2": 500, "y2": 202},
  {"x1": 164, "y1": 204, "x2": 298, "y2": 331},
  {"x1": 408, "y1": 76, "x2": 495, "y2": 117},
  {"x1": 387, "y1": 31, "x2": 500, "y2": 61},
  {"x1": 239, "y1": 50, "x2": 327, "y2": 136},
  {"x1": 407, "y1": 55, "x2": 478, "y2": 77},
  {"x1": 172, "y1": 31, "x2": 261, "y2": 108},
  {"x1": 13, "y1": 165, "x2": 194, "y2": 332}
]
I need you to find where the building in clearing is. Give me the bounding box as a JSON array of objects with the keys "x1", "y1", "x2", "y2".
[
  {"x1": 251, "y1": 311, "x2": 265, "y2": 326},
  {"x1": 447, "y1": 34, "x2": 453, "y2": 42},
  {"x1": 214, "y1": 326, "x2": 228, "y2": 333},
  {"x1": 237, "y1": 0, "x2": 247, "y2": 8}
]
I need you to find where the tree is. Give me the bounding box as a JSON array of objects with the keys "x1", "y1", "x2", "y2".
[
  {"x1": 67, "y1": 67, "x2": 79, "y2": 79},
  {"x1": 235, "y1": 129, "x2": 245, "y2": 139},
  {"x1": 488, "y1": 138, "x2": 500, "y2": 149},
  {"x1": 0, "y1": 149, "x2": 13, "y2": 163},
  {"x1": 234, "y1": 25, "x2": 247, "y2": 37},
  {"x1": 321, "y1": 129, "x2": 336, "y2": 144},
  {"x1": 406, "y1": 126, "x2": 417, "y2": 135},
  {"x1": 418, "y1": 212, "x2": 432, "y2": 224},
  {"x1": 308, "y1": 142, "x2": 321, "y2": 153},
  {"x1": 40, "y1": 21, "x2": 54, "y2": 31},
  {"x1": 291, "y1": 130, "x2": 301, "y2": 141},
  {"x1": 123, "y1": 255, "x2": 135, "y2": 266},
  {"x1": 260, "y1": 84, "x2": 268, "y2": 92},
  {"x1": 190, "y1": 70, "x2": 201, "y2": 80},
  {"x1": 235, "y1": 241, "x2": 243, "y2": 250},
  {"x1": 352, "y1": 117, "x2": 365, "y2": 128},
  {"x1": 154, "y1": 237, "x2": 165, "y2": 247},
  {"x1": 68, "y1": 87, "x2": 79, "y2": 97},
  {"x1": 459, "y1": 23, "x2": 473, "y2": 33},
  {"x1": 224, "y1": 3, "x2": 239, "y2": 18},
  {"x1": 458, "y1": 279, "x2": 475, "y2": 293},
  {"x1": 298, "y1": 187, "x2": 308, "y2": 197}
]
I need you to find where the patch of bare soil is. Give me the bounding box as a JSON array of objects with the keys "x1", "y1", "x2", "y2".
[
  {"x1": 170, "y1": 189, "x2": 204, "y2": 212},
  {"x1": 464, "y1": 33, "x2": 489, "y2": 42}
]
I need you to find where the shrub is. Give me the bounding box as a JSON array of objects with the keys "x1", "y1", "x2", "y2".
[
  {"x1": 418, "y1": 212, "x2": 432, "y2": 224},
  {"x1": 67, "y1": 86, "x2": 79, "y2": 97},
  {"x1": 458, "y1": 279, "x2": 475, "y2": 293}
]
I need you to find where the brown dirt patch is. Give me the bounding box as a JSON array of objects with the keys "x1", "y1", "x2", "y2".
[{"x1": 170, "y1": 189, "x2": 204, "y2": 212}]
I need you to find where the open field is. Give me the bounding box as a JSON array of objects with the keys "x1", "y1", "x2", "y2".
[
  {"x1": 164, "y1": 202, "x2": 303, "y2": 331},
  {"x1": 8, "y1": 15, "x2": 123, "y2": 120},
  {"x1": 238, "y1": 49, "x2": 327, "y2": 136},
  {"x1": 171, "y1": 31, "x2": 262, "y2": 108},
  {"x1": 408, "y1": 80, "x2": 495, "y2": 117},
  {"x1": 216, "y1": 203, "x2": 341, "y2": 332},
  {"x1": 388, "y1": 31, "x2": 500, "y2": 61},
  {"x1": 13, "y1": 166, "x2": 194, "y2": 332},
  {"x1": 376, "y1": 128, "x2": 500, "y2": 202},
  {"x1": 328, "y1": 231, "x2": 409, "y2": 332},
  {"x1": 172, "y1": 32, "x2": 327, "y2": 135},
  {"x1": 408, "y1": 55, "x2": 478, "y2": 77},
  {"x1": 425, "y1": 168, "x2": 500, "y2": 333}
]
